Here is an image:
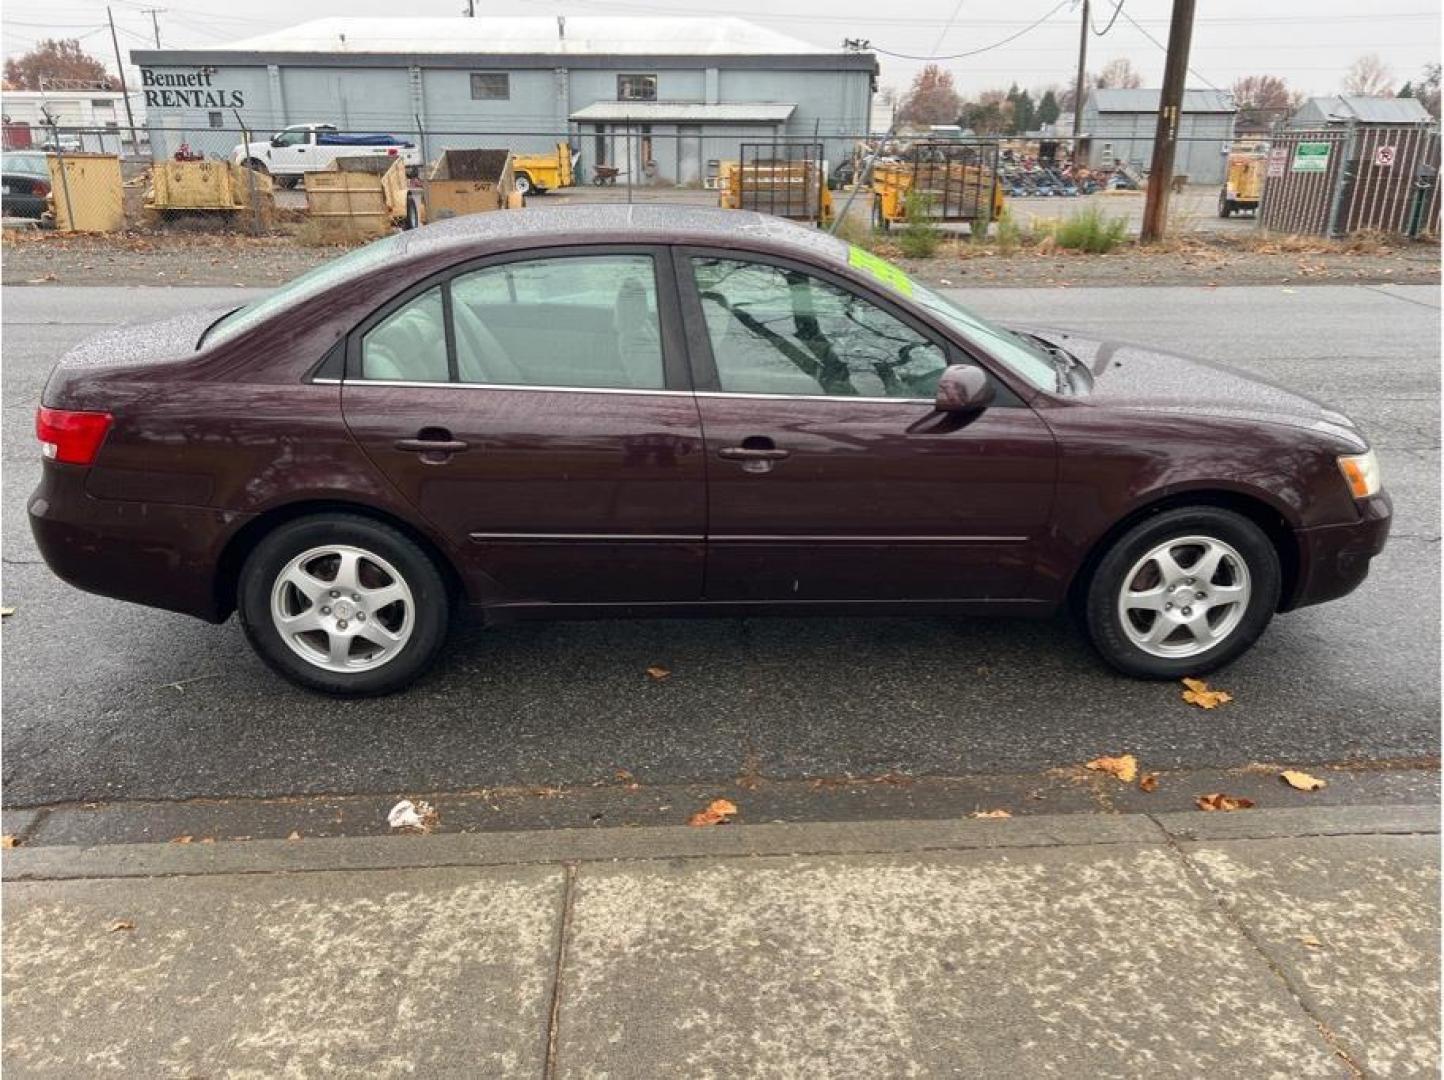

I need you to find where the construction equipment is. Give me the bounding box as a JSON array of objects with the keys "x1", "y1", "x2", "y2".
[
  {"x1": 1220, "y1": 144, "x2": 1267, "y2": 217},
  {"x1": 870, "y1": 141, "x2": 1003, "y2": 232},
  {"x1": 143, "y1": 159, "x2": 273, "y2": 228},
  {"x1": 511, "y1": 142, "x2": 576, "y2": 195},
  {"x1": 404, "y1": 149, "x2": 521, "y2": 229},
  {"x1": 304, "y1": 155, "x2": 408, "y2": 241}
]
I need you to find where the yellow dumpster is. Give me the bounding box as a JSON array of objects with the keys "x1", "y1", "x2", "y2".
[
  {"x1": 145, "y1": 160, "x2": 273, "y2": 228},
  {"x1": 304, "y1": 155, "x2": 408, "y2": 241},
  {"x1": 46, "y1": 153, "x2": 124, "y2": 232},
  {"x1": 406, "y1": 149, "x2": 516, "y2": 229}
]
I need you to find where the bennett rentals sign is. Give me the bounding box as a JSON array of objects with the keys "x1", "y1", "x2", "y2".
[{"x1": 141, "y1": 69, "x2": 244, "y2": 110}]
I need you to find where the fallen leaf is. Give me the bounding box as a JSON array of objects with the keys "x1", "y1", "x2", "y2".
[
  {"x1": 1280, "y1": 770, "x2": 1327, "y2": 792},
  {"x1": 286, "y1": 830, "x2": 302, "y2": 841},
  {"x1": 108, "y1": 920, "x2": 135, "y2": 933},
  {"x1": 1196, "y1": 792, "x2": 1255, "y2": 812},
  {"x1": 387, "y1": 799, "x2": 439, "y2": 833},
  {"x1": 170, "y1": 835, "x2": 194, "y2": 844},
  {"x1": 1085, "y1": 754, "x2": 1138, "y2": 783},
  {"x1": 971, "y1": 809, "x2": 1012, "y2": 819},
  {"x1": 645, "y1": 665, "x2": 671, "y2": 682},
  {"x1": 1181, "y1": 678, "x2": 1233, "y2": 709},
  {"x1": 0, "y1": 835, "x2": 16, "y2": 849},
  {"x1": 1139, "y1": 773, "x2": 1160, "y2": 793},
  {"x1": 1299, "y1": 935, "x2": 1325, "y2": 949},
  {"x1": 688, "y1": 798, "x2": 738, "y2": 827}
]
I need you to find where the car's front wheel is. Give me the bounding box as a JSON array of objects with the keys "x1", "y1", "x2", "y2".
[
  {"x1": 238, "y1": 514, "x2": 450, "y2": 696},
  {"x1": 1085, "y1": 507, "x2": 1281, "y2": 679}
]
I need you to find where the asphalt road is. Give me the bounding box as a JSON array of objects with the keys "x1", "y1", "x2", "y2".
[{"x1": 2, "y1": 283, "x2": 1438, "y2": 809}]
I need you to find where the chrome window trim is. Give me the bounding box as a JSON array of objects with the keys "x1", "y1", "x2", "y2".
[
  {"x1": 335, "y1": 379, "x2": 934, "y2": 406},
  {"x1": 695, "y1": 391, "x2": 933, "y2": 405}
]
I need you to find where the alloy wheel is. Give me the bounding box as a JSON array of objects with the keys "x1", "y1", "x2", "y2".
[
  {"x1": 270, "y1": 544, "x2": 415, "y2": 673},
  {"x1": 1116, "y1": 535, "x2": 1252, "y2": 659}
]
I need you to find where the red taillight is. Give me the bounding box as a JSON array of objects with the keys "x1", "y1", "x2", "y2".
[
  {"x1": 36, "y1": 407, "x2": 112, "y2": 465},
  {"x1": 387, "y1": 147, "x2": 398, "y2": 156},
  {"x1": 32, "y1": 180, "x2": 50, "y2": 197}
]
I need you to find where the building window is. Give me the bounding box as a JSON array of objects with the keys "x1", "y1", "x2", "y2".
[
  {"x1": 618, "y1": 74, "x2": 657, "y2": 102},
  {"x1": 208, "y1": 111, "x2": 224, "y2": 129},
  {"x1": 471, "y1": 73, "x2": 510, "y2": 101}
]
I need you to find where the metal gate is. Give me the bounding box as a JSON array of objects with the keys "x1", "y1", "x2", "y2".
[
  {"x1": 737, "y1": 141, "x2": 826, "y2": 223},
  {"x1": 1260, "y1": 125, "x2": 1440, "y2": 237},
  {"x1": 906, "y1": 139, "x2": 1000, "y2": 223}
]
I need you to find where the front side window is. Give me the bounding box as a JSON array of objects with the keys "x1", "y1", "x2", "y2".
[
  {"x1": 470, "y1": 73, "x2": 509, "y2": 101},
  {"x1": 691, "y1": 258, "x2": 948, "y2": 398},
  {"x1": 617, "y1": 74, "x2": 657, "y2": 101},
  {"x1": 448, "y1": 255, "x2": 664, "y2": 389},
  {"x1": 360, "y1": 286, "x2": 448, "y2": 382}
]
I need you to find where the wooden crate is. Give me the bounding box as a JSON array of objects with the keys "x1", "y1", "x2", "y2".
[{"x1": 46, "y1": 154, "x2": 123, "y2": 232}]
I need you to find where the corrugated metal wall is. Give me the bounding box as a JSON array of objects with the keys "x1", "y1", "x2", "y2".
[{"x1": 1260, "y1": 125, "x2": 1439, "y2": 236}]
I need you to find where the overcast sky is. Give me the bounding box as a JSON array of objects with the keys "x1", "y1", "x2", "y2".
[{"x1": 4, "y1": 0, "x2": 1440, "y2": 99}]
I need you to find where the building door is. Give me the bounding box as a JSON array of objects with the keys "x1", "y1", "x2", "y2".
[{"x1": 678, "y1": 125, "x2": 702, "y2": 185}]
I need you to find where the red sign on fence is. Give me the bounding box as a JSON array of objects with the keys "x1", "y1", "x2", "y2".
[{"x1": 1374, "y1": 145, "x2": 1397, "y2": 168}]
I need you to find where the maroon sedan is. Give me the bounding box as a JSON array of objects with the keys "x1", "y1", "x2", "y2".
[{"x1": 30, "y1": 206, "x2": 1389, "y2": 695}]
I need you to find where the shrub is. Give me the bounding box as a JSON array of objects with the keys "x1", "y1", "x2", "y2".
[
  {"x1": 1051, "y1": 206, "x2": 1129, "y2": 253},
  {"x1": 897, "y1": 191, "x2": 942, "y2": 257},
  {"x1": 994, "y1": 209, "x2": 1027, "y2": 254}
]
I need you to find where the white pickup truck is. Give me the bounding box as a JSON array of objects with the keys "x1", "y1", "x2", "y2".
[{"x1": 233, "y1": 123, "x2": 423, "y2": 186}]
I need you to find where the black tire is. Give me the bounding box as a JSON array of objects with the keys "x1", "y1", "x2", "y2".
[
  {"x1": 1084, "y1": 507, "x2": 1281, "y2": 680},
  {"x1": 404, "y1": 193, "x2": 421, "y2": 230},
  {"x1": 244, "y1": 158, "x2": 270, "y2": 175},
  {"x1": 1218, "y1": 193, "x2": 1232, "y2": 218},
  {"x1": 238, "y1": 514, "x2": 451, "y2": 696},
  {"x1": 872, "y1": 198, "x2": 890, "y2": 233}
]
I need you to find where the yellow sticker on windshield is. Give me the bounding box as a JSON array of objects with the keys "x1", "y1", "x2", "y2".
[{"x1": 848, "y1": 245, "x2": 914, "y2": 297}]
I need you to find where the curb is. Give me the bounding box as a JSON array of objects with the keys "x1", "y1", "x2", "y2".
[{"x1": 4, "y1": 804, "x2": 1436, "y2": 883}]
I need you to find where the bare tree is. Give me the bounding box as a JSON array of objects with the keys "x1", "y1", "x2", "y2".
[
  {"x1": 897, "y1": 64, "x2": 962, "y2": 127},
  {"x1": 1096, "y1": 58, "x2": 1143, "y2": 90},
  {"x1": 1231, "y1": 75, "x2": 1293, "y2": 111},
  {"x1": 1343, "y1": 54, "x2": 1395, "y2": 97}
]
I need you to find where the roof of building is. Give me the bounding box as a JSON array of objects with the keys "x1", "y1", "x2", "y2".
[
  {"x1": 1297, "y1": 94, "x2": 1433, "y2": 124},
  {"x1": 569, "y1": 101, "x2": 796, "y2": 123},
  {"x1": 176, "y1": 16, "x2": 842, "y2": 57},
  {"x1": 1091, "y1": 88, "x2": 1235, "y2": 113}
]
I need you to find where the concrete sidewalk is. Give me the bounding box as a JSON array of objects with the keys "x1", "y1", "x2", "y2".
[{"x1": 3, "y1": 806, "x2": 1438, "y2": 1077}]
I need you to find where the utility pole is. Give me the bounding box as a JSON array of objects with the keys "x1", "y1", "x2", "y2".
[
  {"x1": 1140, "y1": 0, "x2": 1197, "y2": 242},
  {"x1": 143, "y1": 8, "x2": 164, "y2": 48},
  {"x1": 106, "y1": 6, "x2": 140, "y2": 157},
  {"x1": 1070, "y1": 0, "x2": 1089, "y2": 166}
]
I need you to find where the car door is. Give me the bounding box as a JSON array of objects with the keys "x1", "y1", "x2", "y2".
[
  {"x1": 340, "y1": 246, "x2": 706, "y2": 606},
  {"x1": 676, "y1": 248, "x2": 1057, "y2": 603}
]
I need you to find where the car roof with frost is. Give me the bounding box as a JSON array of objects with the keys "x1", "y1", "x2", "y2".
[{"x1": 397, "y1": 203, "x2": 852, "y2": 267}]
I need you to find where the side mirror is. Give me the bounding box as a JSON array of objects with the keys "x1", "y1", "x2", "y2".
[
  {"x1": 270, "y1": 134, "x2": 285, "y2": 147},
  {"x1": 934, "y1": 364, "x2": 994, "y2": 413}
]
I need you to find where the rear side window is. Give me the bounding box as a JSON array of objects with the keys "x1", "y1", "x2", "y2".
[
  {"x1": 360, "y1": 286, "x2": 448, "y2": 382},
  {"x1": 449, "y1": 255, "x2": 663, "y2": 389}
]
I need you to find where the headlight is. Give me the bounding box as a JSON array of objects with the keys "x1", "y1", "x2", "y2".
[{"x1": 1337, "y1": 450, "x2": 1381, "y2": 499}]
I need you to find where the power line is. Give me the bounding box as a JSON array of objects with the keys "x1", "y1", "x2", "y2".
[
  {"x1": 929, "y1": 0, "x2": 969, "y2": 58},
  {"x1": 1091, "y1": 0, "x2": 1125, "y2": 36},
  {"x1": 872, "y1": 0, "x2": 1072, "y2": 60},
  {"x1": 1120, "y1": 6, "x2": 1219, "y2": 90}
]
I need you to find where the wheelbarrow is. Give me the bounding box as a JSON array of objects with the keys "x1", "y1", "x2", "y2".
[{"x1": 592, "y1": 165, "x2": 625, "y2": 186}]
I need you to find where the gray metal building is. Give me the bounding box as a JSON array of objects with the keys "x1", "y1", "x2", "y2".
[
  {"x1": 1290, "y1": 94, "x2": 1434, "y2": 129},
  {"x1": 130, "y1": 16, "x2": 876, "y2": 185},
  {"x1": 1079, "y1": 88, "x2": 1237, "y2": 185}
]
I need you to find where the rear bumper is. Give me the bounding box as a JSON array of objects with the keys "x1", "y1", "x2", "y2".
[
  {"x1": 1285, "y1": 493, "x2": 1392, "y2": 611},
  {"x1": 28, "y1": 462, "x2": 244, "y2": 623}
]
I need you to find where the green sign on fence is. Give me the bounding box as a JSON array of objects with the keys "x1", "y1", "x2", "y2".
[{"x1": 1292, "y1": 142, "x2": 1331, "y2": 173}]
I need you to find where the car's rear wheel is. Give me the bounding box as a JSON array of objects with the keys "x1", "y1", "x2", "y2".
[
  {"x1": 1085, "y1": 507, "x2": 1280, "y2": 679},
  {"x1": 238, "y1": 515, "x2": 450, "y2": 696}
]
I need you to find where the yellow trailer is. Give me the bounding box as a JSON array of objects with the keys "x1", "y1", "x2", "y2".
[
  {"x1": 405, "y1": 149, "x2": 522, "y2": 229},
  {"x1": 510, "y1": 142, "x2": 575, "y2": 195},
  {"x1": 871, "y1": 158, "x2": 1004, "y2": 232},
  {"x1": 144, "y1": 159, "x2": 274, "y2": 228},
  {"x1": 304, "y1": 155, "x2": 408, "y2": 241},
  {"x1": 1220, "y1": 147, "x2": 1266, "y2": 217},
  {"x1": 718, "y1": 159, "x2": 833, "y2": 225}
]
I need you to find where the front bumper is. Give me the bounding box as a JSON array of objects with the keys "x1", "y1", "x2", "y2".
[
  {"x1": 1285, "y1": 492, "x2": 1392, "y2": 611},
  {"x1": 28, "y1": 461, "x2": 246, "y2": 623}
]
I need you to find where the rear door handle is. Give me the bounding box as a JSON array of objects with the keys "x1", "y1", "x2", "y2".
[
  {"x1": 395, "y1": 438, "x2": 470, "y2": 453},
  {"x1": 718, "y1": 447, "x2": 790, "y2": 461}
]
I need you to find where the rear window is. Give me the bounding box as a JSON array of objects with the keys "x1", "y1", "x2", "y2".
[{"x1": 202, "y1": 231, "x2": 408, "y2": 348}]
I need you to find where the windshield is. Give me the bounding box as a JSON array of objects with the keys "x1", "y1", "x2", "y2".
[
  {"x1": 3, "y1": 153, "x2": 49, "y2": 178},
  {"x1": 844, "y1": 246, "x2": 1058, "y2": 392},
  {"x1": 203, "y1": 231, "x2": 409, "y2": 347}
]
